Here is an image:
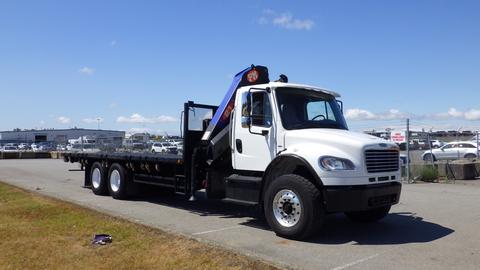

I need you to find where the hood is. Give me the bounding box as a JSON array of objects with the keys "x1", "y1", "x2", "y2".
[{"x1": 284, "y1": 129, "x2": 396, "y2": 151}]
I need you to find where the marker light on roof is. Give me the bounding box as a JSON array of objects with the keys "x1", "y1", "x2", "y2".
[{"x1": 246, "y1": 69, "x2": 259, "y2": 83}]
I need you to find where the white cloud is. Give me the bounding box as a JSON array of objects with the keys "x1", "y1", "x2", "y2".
[
  {"x1": 433, "y1": 107, "x2": 480, "y2": 121},
  {"x1": 258, "y1": 9, "x2": 314, "y2": 31},
  {"x1": 345, "y1": 108, "x2": 377, "y2": 120},
  {"x1": 345, "y1": 108, "x2": 409, "y2": 120},
  {"x1": 465, "y1": 109, "x2": 480, "y2": 120},
  {"x1": 110, "y1": 40, "x2": 117, "y2": 46},
  {"x1": 109, "y1": 102, "x2": 118, "y2": 109},
  {"x1": 79, "y1": 67, "x2": 94, "y2": 75},
  {"x1": 116, "y1": 113, "x2": 177, "y2": 124},
  {"x1": 82, "y1": 117, "x2": 104, "y2": 124},
  {"x1": 435, "y1": 107, "x2": 463, "y2": 118},
  {"x1": 127, "y1": 127, "x2": 151, "y2": 135},
  {"x1": 346, "y1": 107, "x2": 480, "y2": 121},
  {"x1": 56, "y1": 116, "x2": 71, "y2": 124}
]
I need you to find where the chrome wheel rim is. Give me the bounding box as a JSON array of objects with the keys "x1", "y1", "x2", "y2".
[
  {"x1": 110, "y1": 170, "x2": 121, "y2": 192},
  {"x1": 92, "y1": 168, "x2": 101, "y2": 189},
  {"x1": 272, "y1": 189, "x2": 302, "y2": 227}
]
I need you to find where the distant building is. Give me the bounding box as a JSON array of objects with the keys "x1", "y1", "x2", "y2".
[{"x1": 0, "y1": 128, "x2": 125, "y2": 145}]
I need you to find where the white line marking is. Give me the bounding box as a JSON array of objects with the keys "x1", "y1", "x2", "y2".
[
  {"x1": 329, "y1": 253, "x2": 380, "y2": 270},
  {"x1": 192, "y1": 225, "x2": 243, "y2": 235}
]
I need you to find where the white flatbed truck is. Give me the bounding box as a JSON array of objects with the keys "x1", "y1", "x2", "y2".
[{"x1": 64, "y1": 65, "x2": 401, "y2": 239}]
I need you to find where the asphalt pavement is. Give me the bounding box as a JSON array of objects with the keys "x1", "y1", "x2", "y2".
[{"x1": 1, "y1": 159, "x2": 480, "y2": 270}]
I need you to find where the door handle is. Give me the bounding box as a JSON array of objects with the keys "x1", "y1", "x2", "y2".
[{"x1": 236, "y1": 139, "x2": 243, "y2": 153}]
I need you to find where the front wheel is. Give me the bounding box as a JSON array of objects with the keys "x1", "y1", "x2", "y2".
[
  {"x1": 423, "y1": 153, "x2": 435, "y2": 162},
  {"x1": 264, "y1": 174, "x2": 324, "y2": 240},
  {"x1": 345, "y1": 206, "x2": 391, "y2": 222}
]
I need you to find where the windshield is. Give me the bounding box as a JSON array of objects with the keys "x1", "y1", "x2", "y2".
[{"x1": 275, "y1": 87, "x2": 348, "y2": 130}]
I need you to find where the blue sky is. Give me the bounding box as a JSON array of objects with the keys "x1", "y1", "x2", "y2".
[{"x1": 1, "y1": 0, "x2": 479, "y2": 134}]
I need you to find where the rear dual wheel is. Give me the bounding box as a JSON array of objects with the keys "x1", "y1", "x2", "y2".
[
  {"x1": 107, "y1": 163, "x2": 130, "y2": 200},
  {"x1": 91, "y1": 162, "x2": 108, "y2": 195},
  {"x1": 90, "y1": 162, "x2": 130, "y2": 199}
]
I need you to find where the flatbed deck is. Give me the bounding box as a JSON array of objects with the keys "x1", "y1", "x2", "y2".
[{"x1": 65, "y1": 151, "x2": 182, "y2": 164}]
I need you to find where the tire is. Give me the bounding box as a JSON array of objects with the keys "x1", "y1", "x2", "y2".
[
  {"x1": 345, "y1": 206, "x2": 391, "y2": 223},
  {"x1": 465, "y1": 154, "x2": 476, "y2": 159},
  {"x1": 423, "y1": 153, "x2": 435, "y2": 162},
  {"x1": 91, "y1": 162, "x2": 108, "y2": 195},
  {"x1": 107, "y1": 163, "x2": 130, "y2": 200},
  {"x1": 264, "y1": 174, "x2": 324, "y2": 240},
  {"x1": 151, "y1": 150, "x2": 156, "y2": 153}
]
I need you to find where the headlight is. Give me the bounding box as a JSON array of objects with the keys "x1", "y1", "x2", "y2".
[{"x1": 319, "y1": 156, "x2": 355, "y2": 171}]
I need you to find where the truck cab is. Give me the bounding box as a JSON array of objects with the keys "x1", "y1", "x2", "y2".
[{"x1": 199, "y1": 66, "x2": 401, "y2": 239}]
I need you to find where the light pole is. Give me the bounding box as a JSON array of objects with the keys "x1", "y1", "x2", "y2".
[{"x1": 96, "y1": 117, "x2": 101, "y2": 130}]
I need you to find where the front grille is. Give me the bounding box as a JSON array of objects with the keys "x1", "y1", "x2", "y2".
[{"x1": 365, "y1": 149, "x2": 399, "y2": 173}]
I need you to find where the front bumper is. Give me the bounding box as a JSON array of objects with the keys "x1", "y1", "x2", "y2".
[{"x1": 323, "y1": 182, "x2": 401, "y2": 213}]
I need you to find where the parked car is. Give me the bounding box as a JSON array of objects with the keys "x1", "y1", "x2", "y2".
[
  {"x1": 70, "y1": 143, "x2": 100, "y2": 152},
  {"x1": 176, "y1": 142, "x2": 183, "y2": 155},
  {"x1": 38, "y1": 142, "x2": 54, "y2": 151},
  {"x1": 398, "y1": 140, "x2": 420, "y2": 151},
  {"x1": 417, "y1": 140, "x2": 429, "y2": 150},
  {"x1": 5, "y1": 143, "x2": 19, "y2": 147},
  {"x1": 151, "y1": 142, "x2": 177, "y2": 154},
  {"x1": 31, "y1": 143, "x2": 41, "y2": 152},
  {"x1": 56, "y1": 144, "x2": 67, "y2": 151},
  {"x1": 18, "y1": 143, "x2": 31, "y2": 150},
  {"x1": 422, "y1": 141, "x2": 479, "y2": 161},
  {"x1": 430, "y1": 140, "x2": 445, "y2": 148},
  {"x1": 2, "y1": 145, "x2": 18, "y2": 152},
  {"x1": 132, "y1": 142, "x2": 146, "y2": 150}
]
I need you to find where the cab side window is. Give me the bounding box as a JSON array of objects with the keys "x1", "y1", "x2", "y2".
[{"x1": 251, "y1": 92, "x2": 272, "y2": 127}]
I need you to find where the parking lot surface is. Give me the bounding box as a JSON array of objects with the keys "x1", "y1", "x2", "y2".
[{"x1": 1, "y1": 159, "x2": 480, "y2": 270}]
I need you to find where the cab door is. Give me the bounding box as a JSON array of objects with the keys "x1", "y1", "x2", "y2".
[{"x1": 232, "y1": 88, "x2": 276, "y2": 171}]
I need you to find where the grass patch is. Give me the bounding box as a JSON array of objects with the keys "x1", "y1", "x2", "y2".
[
  {"x1": 0, "y1": 182, "x2": 278, "y2": 270},
  {"x1": 419, "y1": 165, "x2": 438, "y2": 182}
]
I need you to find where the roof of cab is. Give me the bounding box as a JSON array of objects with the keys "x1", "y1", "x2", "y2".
[{"x1": 245, "y1": 82, "x2": 341, "y2": 98}]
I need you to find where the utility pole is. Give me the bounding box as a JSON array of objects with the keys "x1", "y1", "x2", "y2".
[{"x1": 406, "y1": 118, "x2": 410, "y2": 183}]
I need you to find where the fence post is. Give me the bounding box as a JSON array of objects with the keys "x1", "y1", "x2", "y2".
[
  {"x1": 477, "y1": 131, "x2": 479, "y2": 158},
  {"x1": 406, "y1": 118, "x2": 410, "y2": 183}
]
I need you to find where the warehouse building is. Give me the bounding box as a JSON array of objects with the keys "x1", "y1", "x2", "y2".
[{"x1": 0, "y1": 128, "x2": 125, "y2": 145}]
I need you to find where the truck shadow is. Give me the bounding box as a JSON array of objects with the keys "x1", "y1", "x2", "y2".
[
  {"x1": 307, "y1": 212, "x2": 455, "y2": 245},
  {"x1": 131, "y1": 188, "x2": 259, "y2": 219},
  {"x1": 131, "y1": 189, "x2": 453, "y2": 245}
]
